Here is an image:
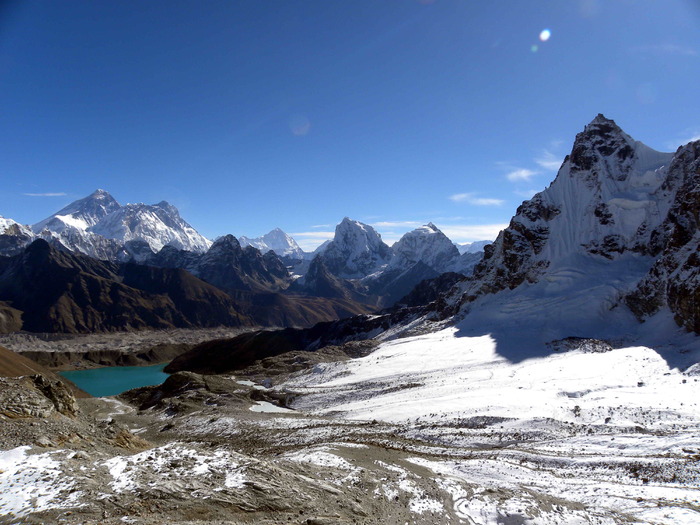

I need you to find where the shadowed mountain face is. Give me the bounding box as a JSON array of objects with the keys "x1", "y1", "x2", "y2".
[
  {"x1": 145, "y1": 235, "x2": 292, "y2": 294},
  {"x1": 0, "y1": 240, "x2": 373, "y2": 334},
  {"x1": 0, "y1": 240, "x2": 251, "y2": 333}
]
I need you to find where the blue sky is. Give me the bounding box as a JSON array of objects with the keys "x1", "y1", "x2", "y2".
[{"x1": 1, "y1": 0, "x2": 699, "y2": 250}]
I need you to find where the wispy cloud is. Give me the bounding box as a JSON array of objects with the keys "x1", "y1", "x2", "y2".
[
  {"x1": 310, "y1": 224, "x2": 333, "y2": 229},
  {"x1": 440, "y1": 223, "x2": 508, "y2": 242},
  {"x1": 372, "y1": 220, "x2": 423, "y2": 228},
  {"x1": 534, "y1": 149, "x2": 563, "y2": 171},
  {"x1": 449, "y1": 193, "x2": 504, "y2": 206},
  {"x1": 505, "y1": 168, "x2": 539, "y2": 182},
  {"x1": 290, "y1": 230, "x2": 335, "y2": 251},
  {"x1": 632, "y1": 43, "x2": 698, "y2": 57},
  {"x1": 22, "y1": 192, "x2": 67, "y2": 197},
  {"x1": 665, "y1": 129, "x2": 700, "y2": 150}
]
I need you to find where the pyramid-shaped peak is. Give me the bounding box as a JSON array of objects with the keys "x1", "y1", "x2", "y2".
[
  {"x1": 425, "y1": 222, "x2": 439, "y2": 231},
  {"x1": 212, "y1": 234, "x2": 240, "y2": 247},
  {"x1": 582, "y1": 114, "x2": 626, "y2": 137}
]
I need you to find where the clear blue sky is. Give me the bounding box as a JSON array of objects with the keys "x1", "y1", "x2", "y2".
[{"x1": 1, "y1": 0, "x2": 699, "y2": 250}]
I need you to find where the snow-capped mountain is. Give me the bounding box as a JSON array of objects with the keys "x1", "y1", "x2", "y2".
[
  {"x1": 89, "y1": 200, "x2": 211, "y2": 253},
  {"x1": 25, "y1": 190, "x2": 212, "y2": 257},
  {"x1": 316, "y1": 218, "x2": 393, "y2": 279},
  {"x1": 0, "y1": 216, "x2": 35, "y2": 256},
  {"x1": 239, "y1": 228, "x2": 305, "y2": 259},
  {"x1": 389, "y1": 222, "x2": 469, "y2": 274},
  {"x1": 32, "y1": 189, "x2": 121, "y2": 234}
]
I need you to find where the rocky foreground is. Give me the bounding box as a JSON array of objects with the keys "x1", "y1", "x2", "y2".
[{"x1": 1, "y1": 333, "x2": 700, "y2": 525}]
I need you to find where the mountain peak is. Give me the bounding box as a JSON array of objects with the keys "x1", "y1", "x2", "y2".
[
  {"x1": 212, "y1": 234, "x2": 240, "y2": 248},
  {"x1": 238, "y1": 228, "x2": 304, "y2": 259},
  {"x1": 320, "y1": 218, "x2": 392, "y2": 278}
]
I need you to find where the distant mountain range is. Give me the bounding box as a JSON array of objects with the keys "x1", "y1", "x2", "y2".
[{"x1": 0, "y1": 189, "x2": 492, "y2": 333}]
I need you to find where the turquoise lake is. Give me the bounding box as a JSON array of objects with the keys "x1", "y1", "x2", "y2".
[{"x1": 59, "y1": 363, "x2": 170, "y2": 397}]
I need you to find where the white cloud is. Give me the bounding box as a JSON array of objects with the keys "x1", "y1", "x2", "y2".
[
  {"x1": 665, "y1": 130, "x2": 700, "y2": 150},
  {"x1": 449, "y1": 193, "x2": 504, "y2": 206},
  {"x1": 440, "y1": 223, "x2": 508, "y2": 243},
  {"x1": 22, "y1": 192, "x2": 67, "y2": 197},
  {"x1": 505, "y1": 168, "x2": 539, "y2": 182},
  {"x1": 289, "y1": 231, "x2": 335, "y2": 251},
  {"x1": 371, "y1": 220, "x2": 423, "y2": 228},
  {"x1": 534, "y1": 150, "x2": 563, "y2": 171}
]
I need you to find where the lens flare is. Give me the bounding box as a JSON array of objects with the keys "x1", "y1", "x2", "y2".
[
  {"x1": 539, "y1": 29, "x2": 551, "y2": 42},
  {"x1": 531, "y1": 44, "x2": 539, "y2": 53},
  {"x1": 289, "y1": 114, "x2": 311, "y2": 136}
]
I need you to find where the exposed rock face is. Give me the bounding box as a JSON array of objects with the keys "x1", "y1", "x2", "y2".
[
  {"x1": 0, "y1": 375, "x2": 78, "y2": 418},
  {"x1": 288, "y1": 255, "x2": 364, "y2": 301},
  {"x1": 355, "y1": 223, "x2": 484, "y2": 307},
  {"x1": 395, "y1": 271, "x2": 468, "y2": 308},
  {"x1": 626, "y1": 140, "x2": 700, "y2": 332},
  {"x1": 120, "y1": 263, "x2": 252, "y2": 327},
  {"x1": 308, "y1": 220, "x2": 486, "y2": 308}
]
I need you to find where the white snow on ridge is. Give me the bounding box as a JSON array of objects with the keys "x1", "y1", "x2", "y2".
[{"x1": 0, "y1": 216, "x2": 33, "y2": 236}]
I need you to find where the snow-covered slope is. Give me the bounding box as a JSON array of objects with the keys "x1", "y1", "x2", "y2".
[
  {"x1": 280, "y1": 324, "x2": 700, "y2": 524},
  {"x1": 239, "y1": 228, "x2": 305, "y2": 259}
]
